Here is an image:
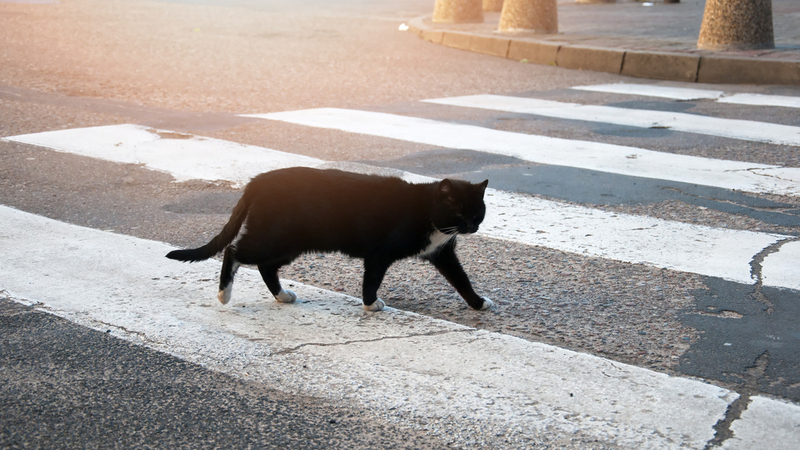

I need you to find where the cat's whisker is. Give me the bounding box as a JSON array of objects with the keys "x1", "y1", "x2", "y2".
[{"x1": 437, "y1": 226, "x2": 460, "y2": 236}]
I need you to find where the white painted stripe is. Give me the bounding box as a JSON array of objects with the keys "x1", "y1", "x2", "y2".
[
  {"x1": 575, "y1": 83, "x2": 800, "y2": 110},
  {"x1": 423, "y1": 94, "x2": 800, "y2": 146},
  {"x1": 4, "y1": 124, "x2": 794, "y2": 289},
  {"x1": 247, "y1": 108, "x2": 800, "y2": 196},
  {"x1": 481, "y1": 189, "x2": 785, "y2": 287},
  {"x1": 721, "y1": 396, "x2": 800, "y2": 450},
  {"x1": 0, "y1": 205, "x2": 740, "y2": 448},
  {"x1": 573, "y1": 83, "x2": 724, "y2": 100},
  {"x1": 3, "y1": 124, "x2": 324, "y2": 187},
  {"x1": 761, "y1": 240, "x2": 800, "y2": 291},
  {"x1": 718, "y1": 93, "x2": 800, "y2": 109}
]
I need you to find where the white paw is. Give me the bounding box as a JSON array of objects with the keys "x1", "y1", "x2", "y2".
[
  {"x1": 217, "y1": 286, "x2": 232, "y2": 305},
  {"x1": 480, "y1": 297, "x2": 494, "y2": 310},
  {"x1": 275, "y1": 289, "x2": 297, "y2": 303},
  {"x1": 363, "y1": 298, "x2": 385, "y2": 312}
]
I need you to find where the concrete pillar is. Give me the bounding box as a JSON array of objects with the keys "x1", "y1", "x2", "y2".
[
  {"x1": 483, "y1": 0, "x2": 504, "y2": 12},
  {"x1": 498, "y1": 0, "x2": 558, "y2": 34},
  {"x1": 697, "y1": 0, "x2": 774, "y2": 50},
  {"x1": 432, "y1": 0, "x2": 484, "y2": 23}
]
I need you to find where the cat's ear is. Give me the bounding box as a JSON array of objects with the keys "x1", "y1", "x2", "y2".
[
  {"x1": 477, "y1": 179, "x2": 488, "y2": 197},
  {"x1": 438, "y1": 179, "x2": 456, "y2": 205},
  {"x1": 438, "y1": 179, "x2": 453, "y2": 195}
]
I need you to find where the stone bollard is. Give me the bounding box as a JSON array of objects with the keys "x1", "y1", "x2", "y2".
[
  {"x1": 697, "y1": 0, "x2": 774, "y2": 50},
  {"x1": 483, "y1": 0, "x2": 504, "y2": 12},
  {"x1": 432, "y1": 0, "x2": 484, "y2": 23},
  {"x1": 498, "y1": 0, "x2": 558, "y2": 34}
]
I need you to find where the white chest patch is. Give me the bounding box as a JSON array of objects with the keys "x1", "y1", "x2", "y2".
[{"x1": 418, "y1": 230, "x2": 456, "y2": 257}]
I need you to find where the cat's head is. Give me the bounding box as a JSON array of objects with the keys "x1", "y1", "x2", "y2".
[{"x1": 432, "y1": 179, "x2": 489, "y2": 235}]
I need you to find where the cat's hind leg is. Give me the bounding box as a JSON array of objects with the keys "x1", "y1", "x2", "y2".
[
  {"x1": 257, "y1": 263, "x2": 296, "y2": 303},
  {"x1": 362, "y1": 258, "x2": 389, "y2": 311},
  {"x1": 218, "y1": 246, "x2": 240, "y2": 305}
]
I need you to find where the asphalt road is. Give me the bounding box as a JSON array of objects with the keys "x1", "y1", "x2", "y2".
[
  {"x1": 2, "y1": 0, "x2": 800, "y2": 448},
  {"x1": 0, "y1": 297, "x2": 447, "y2": 449}
]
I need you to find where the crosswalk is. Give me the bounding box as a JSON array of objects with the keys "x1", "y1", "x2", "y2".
[
  {"x1": 6, "y1": 122, "x2": 797, "y2": 289},
  {"x1": 422, "y1": 94, "x2": 800, "y2": 146},
  {"x1": 3, "y1": 81, "x2": 800, "y2": 448},
  {"x1": 242, "y1": 86, "x2": 800, "y2": 291},
  {"x1": 247, "y1": 108, "x2": 800, "y2": 196},
  {"x1": 5, "y1": 85, "x2": 800, "y2": 291}
]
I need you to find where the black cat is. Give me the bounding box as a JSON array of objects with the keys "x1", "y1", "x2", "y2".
[{"x1": 166, "y1": 167, "x2": 492, "y2": 311}]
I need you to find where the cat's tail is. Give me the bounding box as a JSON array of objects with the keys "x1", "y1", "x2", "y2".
[{"x1": 166, "y1": 195, "x2": 249, "y2": 262}]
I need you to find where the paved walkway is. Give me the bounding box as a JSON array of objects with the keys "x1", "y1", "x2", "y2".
[{"x1": 407, "y1": 0, "x2": 800, "y2": 85}]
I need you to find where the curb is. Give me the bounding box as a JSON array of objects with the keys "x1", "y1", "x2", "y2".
[{"x1": 407, "y1": 15, "x2": 800, "y2": 86}]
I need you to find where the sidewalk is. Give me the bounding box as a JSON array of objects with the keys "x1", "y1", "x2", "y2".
[{"x1": 407, "y1": 0, "x2": 800, "y2": 85}]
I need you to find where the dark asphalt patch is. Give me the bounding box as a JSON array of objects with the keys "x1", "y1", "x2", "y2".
[
  {"x1": 163, "y1": 191, "x2": 241, "y2": 214},
  {"x1": 604, "y1": 100, "x2": 700, "y2": 113},
  {"x1": 679, "y1": 277, "x2": 800, "y2": 402}
]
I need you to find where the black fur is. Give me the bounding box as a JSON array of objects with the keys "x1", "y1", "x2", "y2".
[{"x1": 166, "y1": 167, "x2": 491, "y2": 310}]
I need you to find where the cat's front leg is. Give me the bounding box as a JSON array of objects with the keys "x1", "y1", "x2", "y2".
[
  {"x1": 257, "y1": 263, "x2": 296, "y2": 304},
  {"x1": 362, "y1": 258, "x2": 390, "y2": 311},
  {"x1": 427, "y1": 244, "x2": 492, "y2": 311}
]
